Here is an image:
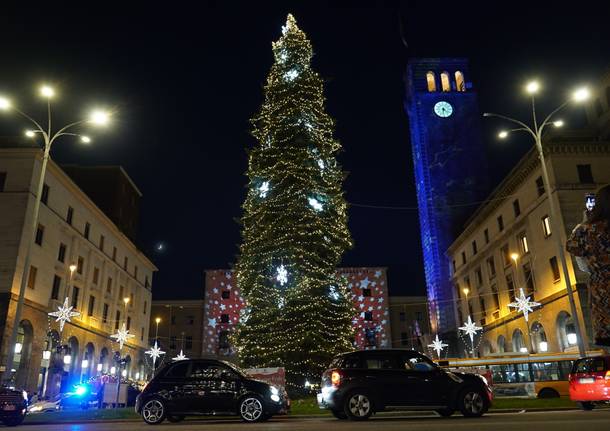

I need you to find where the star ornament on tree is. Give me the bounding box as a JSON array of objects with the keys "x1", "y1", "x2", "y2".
[
  {"x1": 428, "y1": 334, "x2": 449, "y2": 358},
  {"x1": 276, "y1": 265, "x2": 288, "y2": 286},
  {"x1": 48, "y1": 297, "x2": 80, "y2": 332},
  {"x1": 459, "y1": 315, "x2": 483, "y2": 343},
  {"x1": 145, "y1": 341, "x2": 166, "y2": 365},
  {"x1": 111, "y1": 323, "x2": 134, "y2": 350},
  {"x1": 172, "y1": 349, "x2": 188, "y2": 361},
  {"x1": 508, "y1": 288, "x2": 541, "y2": 322}
]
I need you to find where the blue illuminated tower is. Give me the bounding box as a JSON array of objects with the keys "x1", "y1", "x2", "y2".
[{"x1": 404, "y1": 58, "x2": 488, "y2": 342}]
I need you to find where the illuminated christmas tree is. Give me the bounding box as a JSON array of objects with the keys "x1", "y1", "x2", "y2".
[{"x1": 234, "y1": 14, "x2": 354, "y2": 390}]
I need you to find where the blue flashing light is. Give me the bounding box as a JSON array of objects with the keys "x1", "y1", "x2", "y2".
[{"x1": 74, "y1": 385, "x2": 88, "y2": 396}]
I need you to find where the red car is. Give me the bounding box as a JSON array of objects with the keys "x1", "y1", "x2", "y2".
[{"x1": 569, "y1": 355, "x2": 610, "y2": 410}]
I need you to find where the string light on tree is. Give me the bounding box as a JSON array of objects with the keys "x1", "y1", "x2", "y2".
[
  {"x1": 428, "y1": 334, "x2": 449, "y2": 358},
  {"x1": 111, "y1": 323, "x2": 134, "y2": 350},
  {"x1": 48, "y1": 297, "x2": 80, "y2": 332},
  {"x1": 508, "y1": 288, "x2": 541, "y2": 322}
]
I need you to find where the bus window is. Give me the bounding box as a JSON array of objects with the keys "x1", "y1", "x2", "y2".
[
  {"x1": 516, "y1": 363, "x2": 533, "y2": 382},
  {"x1": 559, "y1": 360, "x2": 573, "y2": 379},
  {"x1": 532, "y1": 362, "x2": 560, "y2": 381},
  {"x1": 491, "y1": 364, "x2": 517, "y2": 383}
]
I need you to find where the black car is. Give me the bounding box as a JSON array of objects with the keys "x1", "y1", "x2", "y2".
[
  {"x1": 135, "y1": 359, "x2": 288, "y2": 424},
  {"x1": 317, "y1": 349, "x2": 492, "y2": 420},
  {"x1": 0, "y1": 386, "x2": 28, "y2": 427}
]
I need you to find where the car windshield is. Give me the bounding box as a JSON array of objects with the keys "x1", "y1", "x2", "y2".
[{"x1": 221, "y1": 360, "x2": 247, "y2": 377}]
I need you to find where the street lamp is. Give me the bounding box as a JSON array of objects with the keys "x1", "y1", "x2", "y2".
[
  {"x1": 0, "y1": 85, "x2": 112, "y2": 383},
  {"x1": 484, "y1": 83, "x2": 590, "y2": 357}
]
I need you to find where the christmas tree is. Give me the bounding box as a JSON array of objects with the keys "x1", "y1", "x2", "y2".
[{"x1": 234, "y1": 14, "x2": 354, "y2": 390}]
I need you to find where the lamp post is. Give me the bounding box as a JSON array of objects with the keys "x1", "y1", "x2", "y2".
[
  {"x1": 0, "y1": 87, "x2": 111, "y2": 382},
  {"x1": 484, "y1": 82, "x2": 590, "y2": 357}
]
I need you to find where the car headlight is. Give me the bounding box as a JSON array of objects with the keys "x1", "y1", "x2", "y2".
[
  {"x1": 22, "y1": 390, "x2": 28, "y2": 401},
  {"x1": 270, "y1": 386, "x2": 279, "y2": 396}
]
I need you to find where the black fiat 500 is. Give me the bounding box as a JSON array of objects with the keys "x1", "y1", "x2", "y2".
[
  {"x1": 317, "y1": 349, "x2": 492, "y2": 420},
  {"x1": 135, "y1": 359, "x2": 287, "y2": 424}
]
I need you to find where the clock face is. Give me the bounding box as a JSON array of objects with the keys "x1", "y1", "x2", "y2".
[{"x1": 434, "y1": 101, "x2": 453, "y2": 118}]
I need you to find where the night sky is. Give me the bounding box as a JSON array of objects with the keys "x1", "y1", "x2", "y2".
[{"x1": 1, "y1": 2, "x2": 609, "y2": 300}]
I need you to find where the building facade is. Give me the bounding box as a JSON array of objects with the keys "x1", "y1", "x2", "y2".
[
  {"x1": 404, "y1": 58, "x2": 488, "y2": 342},
  {"x1": 388, "y1": 296, "x2": 430, "y2": 350},
  {"x1": 0, "y1": 145, "x2": 155, "y2": 395},
  {"x1": 447, "y1": 91, "x2": 610, "y2": 356},
  {"x1": 149, "y1": 300, "x2": 205, "y2": 361},
  {"x1": 202, "y1": 268, "x2": 392, "y2": 358}
]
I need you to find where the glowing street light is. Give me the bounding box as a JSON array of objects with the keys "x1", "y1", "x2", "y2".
[
  {"x1": 525, "y1": 81, "x2": 540, "y2": 94},
  {"x1": 89, "y1": 110, "x2": 110, "y2": 125},
  {"x1": 39, "y1": 85, "x2": 55, "y2": 98},
  {"x1": 462, "y1": 287, "x2": 470, "y2": 297},
  {"x1": 498, "y1": 130, "x2": 509, "y2": 139},
  {"x1": 80, "y1": 135, "x2": 91, "y2": 144},
  {"x1": 510, "y1": 253, "x2": 520, "y2": 264},
  {"x1": 0, "y1": 97, "x2": 11, "y2": 110},
  {"x1": 25, "y1": 130, "x2": 36, "y2": 138},
  {"x1": 572, "y1": 87, "x2": 590, "y2": 102},
  {"x1": 553, "y1": 120, "x2": 564, "y2": 128}
]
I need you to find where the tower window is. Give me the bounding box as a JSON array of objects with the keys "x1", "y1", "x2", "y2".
[
  {"x1": 577, "y1": 164, "x2": 594, "y2": 184},
  {"x1": 426, "y1": 71, "x2": 437, "y2": 92},
  {"x1": 440, "y1": 72, "x2": 451, "y2": 92},
  {"x1": 455, "y1": 71, "x2": 465, "y2": 92}
]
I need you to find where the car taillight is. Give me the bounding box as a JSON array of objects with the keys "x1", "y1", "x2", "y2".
[{"x1": 331, "y1": 371, "x2": 341, "y2": 386}]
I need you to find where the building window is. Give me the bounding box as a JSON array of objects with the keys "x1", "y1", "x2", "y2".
[
  {"x1": 126, "y1": 316, "x2": 131, "y2": 330},
  {"x1": 129, "y1": 292, "x2": 134, "y2": 306},
  {"x1": 519, "y1": 233, "x2": 529, "y2": 254},
  {"x1": 112, "y1": 247, "x2": 117, "y2": 261},
  {"x1": 134, "y1": 266, "x2": 138, "y2": 279},
  {"x1": 143, "y1": 301, "x2": 147, "y2": 314},
  {"x1": 426, "y1": 71, "x2": 437, "y2": 92},
  {"x1": 83, "y1": 222, "x2": 91, "y2": 240},
  {"x1": 490, "y1": 284, "x2": 500, "y2": 311},
  {"x1": 550, "y1": 256, "x2": 561, "y2": 282},
  {"x1": 400, "y1": 332, "x2": 408, "y2": 346},
  {"x1": 145, "y1": 276, "x2": 150, "y2": 289},
  {"x1": 221, "y1": 290, "x2": 230, "y2": 299},
  {"x1": 455, "y1": 71, "x2": 465, "y2": 92},
  {"x1": 472, "y1": 240, "x2": 478, "y2": 255},
  {"x1": 440, "y1": 71, "x2": 451, "y2": 92},
  {"x1": 77, "y1": 256, "x2": 84, "y2": 274},
  {"x1": 461, "y1": 251, "x2": 466, "y2": 265},
  {"x1": 41, "y1": 183, "x2": 49, "y2": 205},
  {"x1": 463, "y1": 276, "x2": 471, "y2": 290},
  {"x1": 99, "y1": 235, "x2": 105, "y2": 251},
  {"x1": 542, "y1": 215, "x2": 552, "y2": 237},
  {"x1": 501, "y1": 244, "x2": 511, "y2": 266},
  {"x1": 475, "y1": 268, "x2": 483, "y2": 286},
  {"x1": 221, "y1": 314, "x2": 230, "y2": 323},
  {"x1": 399, "y1": 312, "x2": 406, "y2": 322},
  {"x1": 66, "y1": 206, "x2": 74, "y2": 225},
  {"x1": 535, "y1": 176, "x2": 545, "y2": 197},
  {"x1": 0, "y1": 172, "x2": 6, "y2": 191},
  {"x1": 577, "y1": 164, "x2": 594, "y2": 184},
  {"x1": 72, "y1": 286, "x2": 80, "y2": 309},
  {"x1": 186, "y1": 315, "x2": 194, "y2": 325},
  {"x1": 35, "y1": 224, "x2": 44, "y2": 246},
  {"x1": 93, "y1": 267, "x2": 100, "y2": 285},
  {"x1": 484, "y1": 228, "x2": 489, "y2": 244},
  {"x1": 185, "y1": 336, "x2": 193, "y2": 350},
  {"x1": 106, "y1": 277, "x2": 113, "y2": 294},
  {"x1": 58, "y1": 243, "x2": 67, "y2": 263},
  {"x1": 487, "y1": 256, "x2": 496, "y2": 278},
  {"x1": 27, "y1": 266, "x2": 37, "y2": 289},
  {"x1": 513, "y1": 199, "x2": 521, "y2": 217},
  {"x1": 102, "y1": 303, "x2": 109, "y2": 323},
  {"x1": 51, "y1": 275, "x2": 61, "y2": 300},
  {"x1": 115, "y1": 311, "x2": 120, "y2": 330},
  {"x1": 505, "y1": 274, "x2": 515, "y2": 302},
  {"x1": 523, "y1": 262, "x2": 535, "y2": 296},
  {"x1": 123, "y1": 256, "x2": 128, "y2": 271},
  {"x1": 119, "y1": 285, "x2": 124, "y2": 300},
  {"x1": 141, "y1": 328, "x2": 144, "y2": 341},
  {"x1": 497, "y1": 215, "x2": 504, "y2": 232},
  {"x1": 88, "y1": 295, "x2": 95, "y2": 316},
  {"x1": 479, "y1": 294, "x2": 486, "y2": 317},
  {"x1": 364, "y1": 311, "x2": 373, "y2": 321},
  {"x1": 362, "y1": 287, "x2": 372, "y2": 297}
]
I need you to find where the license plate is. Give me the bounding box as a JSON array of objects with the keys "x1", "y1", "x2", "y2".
[
  {"x1": 3, "y1": 405, "x2": 15, "y2": 411},
  {"x1": 316, "y1": 393, "x2": 323, "y2": 404},
  {"x1": 579, "y1": 378, "x2": 595, "y2": 384}
]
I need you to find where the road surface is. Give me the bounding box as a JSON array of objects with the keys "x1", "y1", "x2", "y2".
[{"x1": 21, "y1": 409, "x2": 610, "y2": 431}]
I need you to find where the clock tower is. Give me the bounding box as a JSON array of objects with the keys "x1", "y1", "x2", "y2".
[{"x1": 404, "y1": 58, "x2": 488, "y2": 345}]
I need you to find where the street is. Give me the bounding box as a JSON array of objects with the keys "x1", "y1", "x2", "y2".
[{"x1": 20, "y1": 409, "x2": 610, "y2": 431}]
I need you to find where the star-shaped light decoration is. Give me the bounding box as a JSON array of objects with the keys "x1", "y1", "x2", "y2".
[
  {"x1": 172, "y1": 349, "x2": 188, "y2": 361},
  {"x1": 508, "y1": 288, "x2": 541, "y2": 322},
  {"x1": 459, "y1": 315, "x2": 483, "y2": 343},
  {"x1": 428, "y1": 334, "x2": 449, "y2": 358},
  {"x1": 145, "y1": 341, "x2": 165, "y2": 365},
  {"x1": 111, "y1": 323, "x2": 134, "y2": 350},
  {"x1": 48, "y1": 297, "x2": 80, "y2": 332},
  {"x1": 360, "y1": 277, "x2": 371, "y2": 289},
  {"x1": 276, "y1": 265, "x2": 288, "y2": 286}
]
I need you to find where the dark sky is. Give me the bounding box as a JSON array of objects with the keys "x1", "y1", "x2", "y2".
[{"x1": 1, "y1": 2, "x2": 609, "y2": 300}]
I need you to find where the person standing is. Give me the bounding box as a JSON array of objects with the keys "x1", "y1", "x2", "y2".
[{"x1": 566, "y1": 184, "x2": 610, "y2": 347}]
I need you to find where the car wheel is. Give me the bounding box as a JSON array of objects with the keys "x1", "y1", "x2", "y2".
[
  {"x1": 167, "y1": 415, "x2": 185, "y2": 423},
  {"x1": 331, "y1": 408, "x2": 348, "y2": 420},
  {"x1": 239, "y1": 395, "x2": 264, "y2": 423},
  {"x1": 436, "y1": 408, "x2": 455, "y2": 417},
  {"x1": 3, "y1": 415, "x2": 25, "y2": 427},
  {"x1": 578, "y1": 401, "x2": 595, "y2": 411},
  {"x1": 344, "y1": 391, "x2": 373, "y2": 421},
  {"x1": 458, "y1": 388, "x2": 487, "y2": 417},
  {"x1": 538, "y1": 388, "x2": 560, "y2": 399},
  {"x1": 141, "y1": 398, "x2": 166, "y2": 425}
]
